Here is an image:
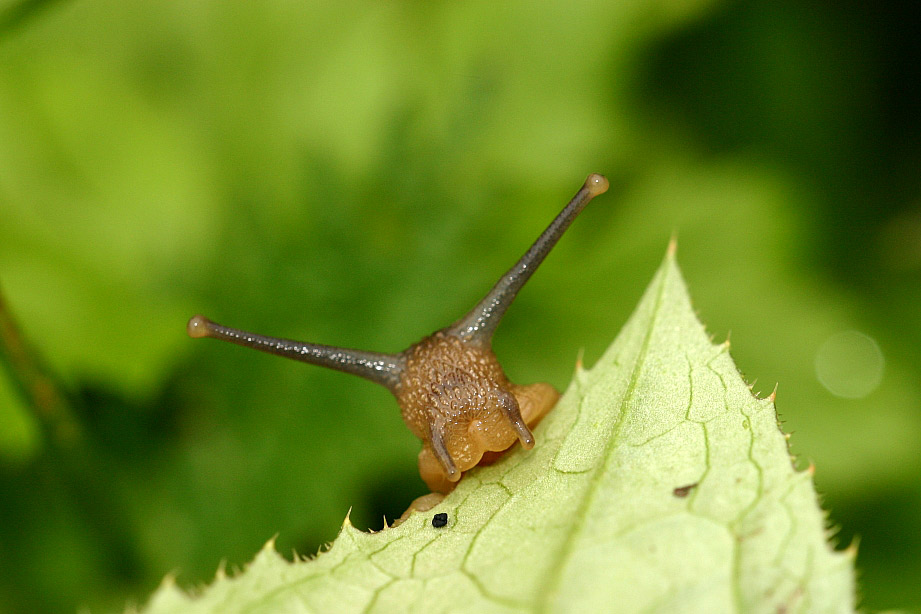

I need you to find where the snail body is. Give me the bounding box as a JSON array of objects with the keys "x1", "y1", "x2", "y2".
[{"x1": 188, "y1": 173, "x2": 608, "y2": 493}]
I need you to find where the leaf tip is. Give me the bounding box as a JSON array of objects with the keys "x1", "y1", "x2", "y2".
[
  {"x1": 258, "y1": 534, "x2": 279, "y2": 556},
  {"x1": 844, "y1": 534, "x2": 860, "y2": 559},
  {"x1": 573, "y1": 347, "x2": 590, "y2": 383},
  {"x1": 667, "y1": 233, "x2": 678, "y2": 259},
  {"x1": 159, "y1": 573, "x2": 177, "y2": 590}
]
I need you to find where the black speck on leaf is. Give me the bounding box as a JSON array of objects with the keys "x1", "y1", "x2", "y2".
[
  {"x1": 673, "y1": 483, "x2": 698, "y2": 498},
  {"x1": 432, "y1": 513, "x2": 448, "y2": 528}
]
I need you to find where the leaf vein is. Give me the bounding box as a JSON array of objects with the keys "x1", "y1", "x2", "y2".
[{"x1": 533, "y1": 261, "x2": 671, "y2": 611}]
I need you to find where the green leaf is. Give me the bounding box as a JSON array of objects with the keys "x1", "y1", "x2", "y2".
[{"x1": 137, "y1": 250, "x2": 856, "y2": 614}]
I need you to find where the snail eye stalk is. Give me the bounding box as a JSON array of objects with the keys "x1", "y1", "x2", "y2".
[
  {"x1": 448, "y1": 173, "x2": 608, "y2": 345},
  {"x1": 186, "y1": 314, "x2": 404, "y2": 391}
]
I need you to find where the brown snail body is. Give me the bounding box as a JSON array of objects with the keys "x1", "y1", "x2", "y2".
[
  {"x1": 399, "y1": 331, "x2": 560, "y2": 493},
  {"x1": 188, "y1": 173, "x2": 608, "y2": 493}
]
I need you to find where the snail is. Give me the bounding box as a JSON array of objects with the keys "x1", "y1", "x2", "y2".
[{"x1": 188, "y1": 173, "x2": 608, "y2": 494}]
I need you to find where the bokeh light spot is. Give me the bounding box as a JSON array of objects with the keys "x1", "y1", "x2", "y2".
[{"x1": 814, "y1": 330, "x2": 885, "y2": 399}]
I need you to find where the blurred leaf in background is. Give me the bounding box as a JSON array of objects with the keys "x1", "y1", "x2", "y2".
[{"x1": 0, "y1": 0, "x2": 917, "y2": 612}]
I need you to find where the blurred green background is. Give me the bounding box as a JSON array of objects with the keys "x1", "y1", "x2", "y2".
[{"x1": 0, "y1": 0, "x2": 918, "y2": 612}]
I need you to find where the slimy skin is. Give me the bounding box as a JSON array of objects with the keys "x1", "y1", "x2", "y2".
[
  {"x1": 399, "y1": 332, "x2": 560, "y2": 493},
  {"x1": 188, "y1": 174, "x2": 608, "y2": 493}
]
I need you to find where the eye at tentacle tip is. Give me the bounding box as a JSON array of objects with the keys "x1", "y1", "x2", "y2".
[
  {"x1": 187, "y1": 314, "x2": 213, "y2": 339},
  {"x1": 584, "y1": 173, "x2": 609, "y2": 197}
]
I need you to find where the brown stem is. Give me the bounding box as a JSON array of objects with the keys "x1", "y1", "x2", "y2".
[{"x1": 0, "y1": 282, "x2": 82, "y2": 447}]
